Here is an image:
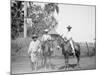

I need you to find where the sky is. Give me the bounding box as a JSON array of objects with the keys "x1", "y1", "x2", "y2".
[{"x1": 54, "y1": 4, "x2": 95, "y2": 42}]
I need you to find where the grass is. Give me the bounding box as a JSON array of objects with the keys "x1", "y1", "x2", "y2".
[{"x1": 11, "y1": 37, "x2": 95, "y2": 57}]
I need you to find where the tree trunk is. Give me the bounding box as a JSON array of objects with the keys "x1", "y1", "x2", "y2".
[{"x1": 24, "y1": 2, "x2": 27, "y2": 38}]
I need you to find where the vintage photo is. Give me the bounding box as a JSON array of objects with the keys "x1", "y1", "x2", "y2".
[{"x1": 11, "y1": 0, "x2": 96, "y2": 74}]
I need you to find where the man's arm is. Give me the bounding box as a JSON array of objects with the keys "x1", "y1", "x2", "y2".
[{"x1": 28, "y1": 42, "x2": 32, "y2": 55}]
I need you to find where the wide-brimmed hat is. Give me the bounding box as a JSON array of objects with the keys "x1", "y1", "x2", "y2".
[
  {"x1": 67, "y1": 25, "x2": 72, "y2": 31},
  {"x1": 44, "y1": 29, "x2": 49, "y2": 33},
  {"x1": 32, "y1": 34, "x2": 38, "y2": 39}
]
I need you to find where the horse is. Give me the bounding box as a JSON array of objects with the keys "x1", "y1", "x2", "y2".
[
  {"x1": 59, "y1": 39, "x2": 81, "y2": 70},
  {"x1": 49, "y1": 34, "x2": 81, "y2": 70},
  {"x1": 40, "y1": 39, "x2": 54, "y2": 70},
  {"x1": 40, "y1": 34, "x2": 81, "y2": 70}
]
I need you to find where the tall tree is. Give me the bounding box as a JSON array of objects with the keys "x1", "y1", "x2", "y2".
[
  {"x1": 27, "y1": 2, "x2": 59, "y2": 37},
  {"x1": 44, "y1": 3, "x2": 59, "y2": 14},
  {"x1": 11, "y1": 1, "x2": 24, "y2": 39}
]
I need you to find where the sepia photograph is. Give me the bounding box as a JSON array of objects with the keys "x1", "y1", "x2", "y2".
[{"x1": 11, "y1": 0, "x2": 96, "y2": 74}]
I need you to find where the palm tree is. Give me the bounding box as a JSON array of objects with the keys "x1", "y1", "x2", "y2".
[
  {"x1": 26, "y1": 2, "x2": 59, "y2": 37},
  {"x1": 44, "y1": 3, "x2": 59, "y2": 31},
  {"x1": 44, "y1": 3, "x2": 59, "y2": 15}
]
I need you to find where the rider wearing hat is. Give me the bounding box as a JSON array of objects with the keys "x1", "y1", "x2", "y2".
[
  {"x1": 64, "y1": 25, "x2": 75, "y2": 55},
  {"x1": 40, "y1": 29, "x2": 53, "y2": 53},
  {"x1": 41, "y1": 29, "x2": 52, "y2": 42}
]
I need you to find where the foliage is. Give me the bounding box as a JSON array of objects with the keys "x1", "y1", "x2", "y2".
[
  {"x1": 11, "y1": 1, "x2": 59, "y2": 38},
  {"x1": 11, "y1": 1, "x2": 24, "y2": 39},
  {"x1": 44, "y1": 3, "x2": 59, "y2": 14},
  {"x1": 27, "y1": 2, "x2": 59, "y2": 36}
]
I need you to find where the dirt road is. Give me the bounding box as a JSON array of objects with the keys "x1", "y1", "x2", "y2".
[{"x1": 11, "y1": 55, "x2": 96, "y2": 74}]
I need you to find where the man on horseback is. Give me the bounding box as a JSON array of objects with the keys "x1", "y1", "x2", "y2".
[
  {"x1": 39, "y1": 29, "x2": 54, "y2": 69},
  {"x1": 40, "y1": 29, "x2": 53, "y2": 52},
  {"x1": 59, "y1": 26, "x2": 80, "y2": 69},
  {"x1": 63, "y1": 25, "x2": 75, "y2": 55},
  {"x1": 41, "y1": 29, "x2": 52, "y2": 42}
]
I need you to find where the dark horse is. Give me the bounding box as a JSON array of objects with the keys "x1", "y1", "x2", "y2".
[
  {"x1": 50, "y1": 34, "x2": 81, "y2": 70},
  {"x1": 60, "y1": 39, "x2": 81, "y2": 70}
]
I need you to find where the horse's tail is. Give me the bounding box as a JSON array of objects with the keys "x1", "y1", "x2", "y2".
[
  {"x1": 74, "y1": 42, "x2": 80, "y2": 49},
  {"x1": 77, "y1": 43, "x2": 80, "y2": 50},
  {"x1": 74, "y1": 43, "x2": 81, "y2": 57}
]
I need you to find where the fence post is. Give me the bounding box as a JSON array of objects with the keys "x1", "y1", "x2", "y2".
[{"x1": 86, "y1": 42, "x2": 89, "y2": 56}]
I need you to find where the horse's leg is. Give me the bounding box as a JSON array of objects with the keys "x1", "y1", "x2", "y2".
[
  {"x1": 40, "y1": 51, "x2": 44, "y2": 67},
  {"x1": 75, "y1": 51, "x2": 80, "y2": 68},
  {"x1": 66, "y1": 55, "x2": 69, "y2": 70},
  {"x1": 35, "y1": 59, "x2": 38, "y2": 71},
  {"x1": 44, "y1": 56, "x2": 47, "y2": 71},
  {"x1": 77, "y1": 56, "x2": 80, "y2": 67},
  {"x1": 42, "y1": 53, "x2": 45, "y2": 67},
  {"x1": 64, "y1": 54, "x2": 69, "y2": 70},
  {"x1": 41, "y1": 56, "x2": 44, "y2": 67},
  {"x1": 48, "y1": 57, "x2": 51, "y2": 69},
  {"x1": 34, "y1": 61, "x2": 36, "y2": 71},
  {"x1": 41, "y1": 44, "x2": 45, "y2": 67},
  {"x1": 65, "y1": 56, "x2": 67, "y2": 70}
]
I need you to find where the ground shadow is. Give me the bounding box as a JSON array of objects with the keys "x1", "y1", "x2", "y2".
[
  {"x1": 36, "y1": 63, "x2": 57, "y2": 70},
  {"x1": 58, "y1": 64, "x2": 78, "y2": 70}
]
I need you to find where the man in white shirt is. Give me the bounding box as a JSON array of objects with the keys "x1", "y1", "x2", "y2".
[
  {"x1": 28, "y1": 34, "x2": 41, "y2": 71},
  {"x1": 63, "y1": 25, "x2": 75, "y2": 55},
  {"x1": 41, "y1": 29, "x2": 52, "y2": 42}
]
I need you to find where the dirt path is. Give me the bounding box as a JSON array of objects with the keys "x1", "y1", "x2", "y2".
[{"x1": 11, "y1": 56, "x2": 96, "y2": 74}]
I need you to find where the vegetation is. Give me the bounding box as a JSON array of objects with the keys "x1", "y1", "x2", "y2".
[
  {"x1": 27, "y1": 2, "x2": 59, "y2": 37},
  {"x1": 11, "y1": 1, "x2": 59, "y2": 39},
  {"x1": 11, "y1": 1, "x2": 24, "y2": 39}
]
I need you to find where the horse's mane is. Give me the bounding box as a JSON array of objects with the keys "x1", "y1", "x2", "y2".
[
  {"x1": 49, "y1": 34, "x2": 63, "y2": 39},
  {"x1": 49, "y1": 34, "x2": 65, "y2": 44}
]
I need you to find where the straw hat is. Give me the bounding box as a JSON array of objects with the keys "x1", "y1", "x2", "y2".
[
  {"x1": 32, "y1": 34, "x2": 38, "y2": 39},
  {"x1": 67, "y1": 25, "x2": 72, "y2": 31},
  {"x1": 44, "y1": 29, "x2": 49, "y2": 33}
]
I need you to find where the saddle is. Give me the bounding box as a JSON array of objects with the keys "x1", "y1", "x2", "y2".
[{"x1": 61, "y1": 39, "x2": 74, "y2": 55}]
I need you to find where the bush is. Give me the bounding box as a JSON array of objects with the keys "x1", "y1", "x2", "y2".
[{"x1": 11, "y1": 37, "x2": 32, "y2": 56}]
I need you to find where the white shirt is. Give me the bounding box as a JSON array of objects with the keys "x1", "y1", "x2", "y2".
[
  {"x1": 63, "y1": 31, "x2": 73, "y2": 40},
  {"x1": 28, "y1": 39, "x2": 40, "y2": 55},
  {"x1": 41, "y1": 34, "x2": 51, "y2": 42},
  {"x1": 63, "y1": 31, "x2": 75, "y2": 54}
]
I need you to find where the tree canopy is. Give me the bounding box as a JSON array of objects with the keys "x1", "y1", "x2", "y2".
[
  {"x1": 11, "y1": 1, "x2": 59, "y2": 39},
  {"x1": 11, "y1": 1, "x2": 24, "y2": 39},
  {"x1": 27, "y1": 2, "x2": 59, "y2": 37}
]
